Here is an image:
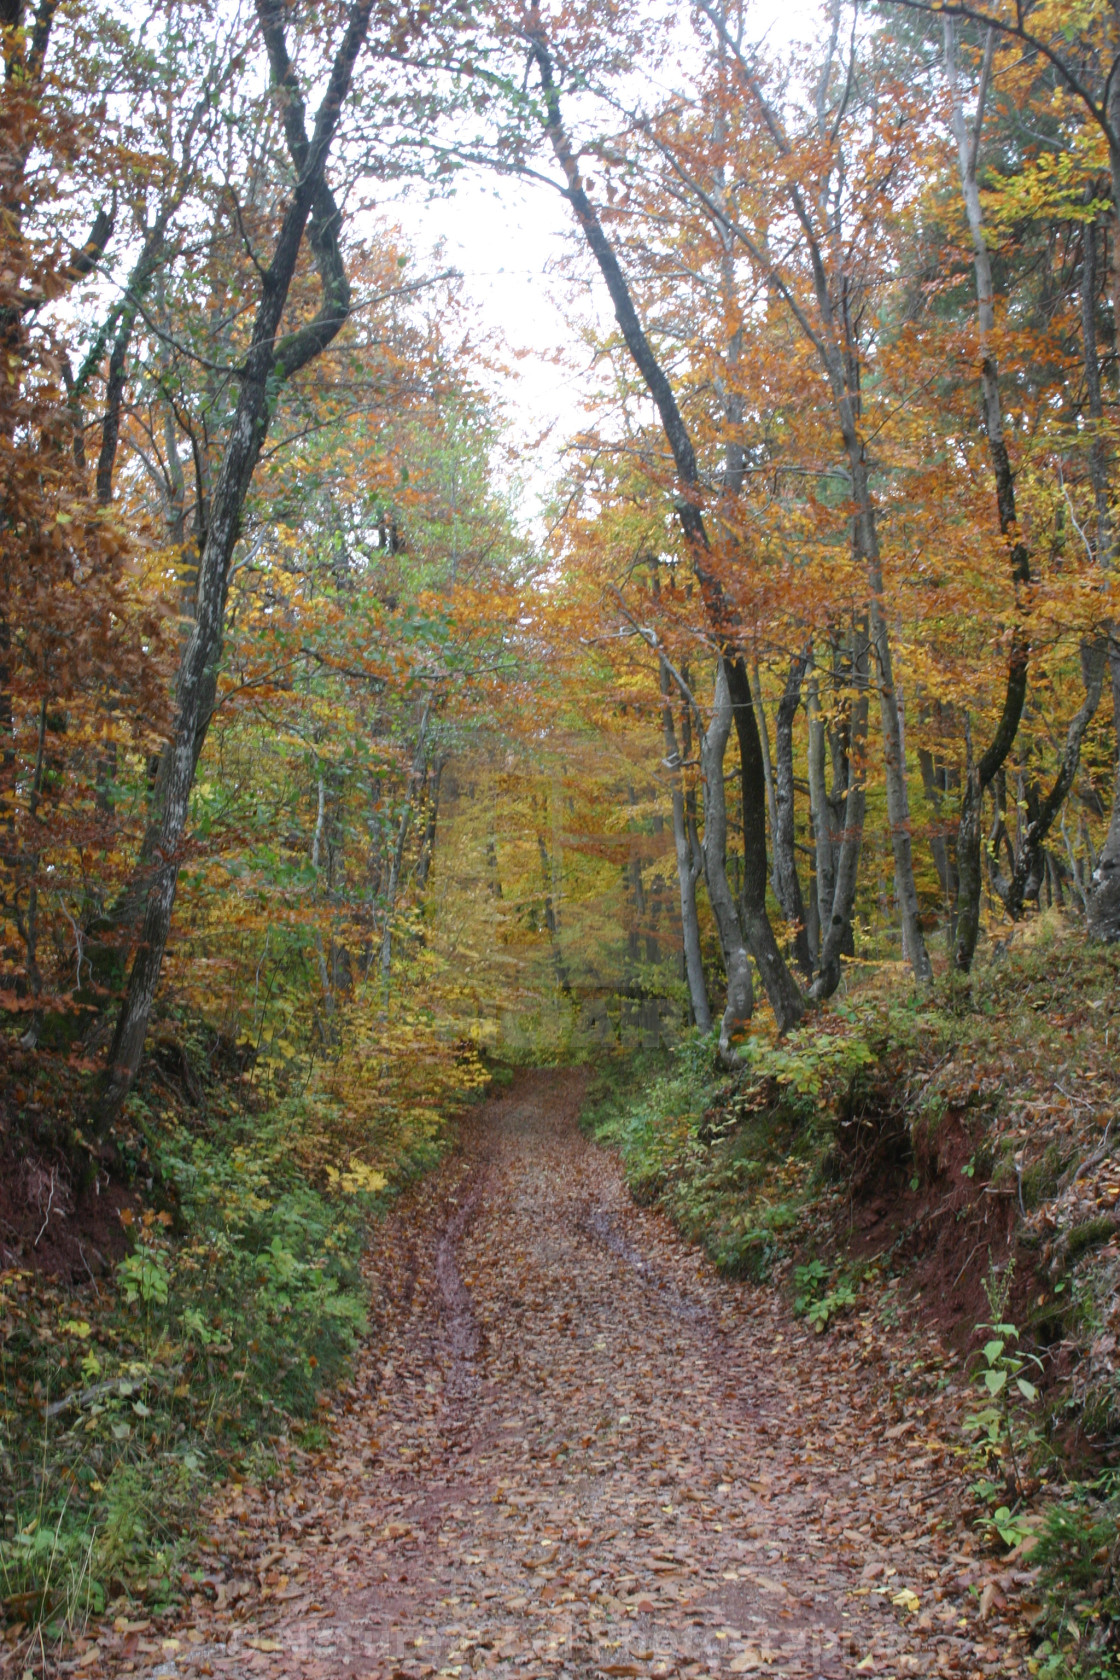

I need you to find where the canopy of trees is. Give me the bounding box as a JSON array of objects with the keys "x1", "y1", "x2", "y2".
[{"x1": 1, "y1": 0, "x2": 1117, "y2": 1124}]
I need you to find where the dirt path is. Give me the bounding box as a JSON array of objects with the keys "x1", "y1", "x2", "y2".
[{"x1": 97, "y1": 1070, "x2": 1033, "y2": 1680}]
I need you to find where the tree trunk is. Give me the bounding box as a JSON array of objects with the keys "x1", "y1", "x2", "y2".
[
  {"x1": 380, "y1": 697, "x2": 432, "y2": 987},
  {"x1": 918, "y1": 746, "x2": 957, "y2": 908},
  {"x1": 661, "y1": 658, "x2": 711, "y2": 1032},
  {"x1": 1003, "y1": 653, "x2": 1107, "y2": 917},
  {"x1": 865, "y1": 581, "x2": 931, "y2": 980},
  {"x1": 700, "y1": 661, "x2": 755, "y2": 1064},
  {"x1": 944, "y1": 20, "x2": 1031, "y2": 972},
  {"x1": 1080, "y1": 211, "x2": 1120, "y2": 939},
  {"x1": 806, "y1": 666, "x2": 835, "y2": 949},
  {"x1": 528, "y1": 29, "x2": 803, "y2": 1029},
  {"x1": 772, "y1": 646, "x2": 812, "y2": 977},
  {"x1": 98, "y1": 0, "x2": 376, "y2": 1128},
  {"x1": 415, "y1": 753, "x2": 446, "y2": 890},
  {"x1": 724, "y1": 656, "x2": 803, "y2": 1030},
  {"x1": 537, "y1": 832, "x2": 572, "y2": 998},
  {"x1": 810, "y1": 628, "x2": 870, "y2": 1000},
  {"x1": 749, "y1": 665, "x2": 780, "y2": 879}
]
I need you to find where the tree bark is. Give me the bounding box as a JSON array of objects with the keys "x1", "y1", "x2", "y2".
[
  {"x1": 98, "y1": 0, "x2": 376, "y2": 1128},
  {"x1": 537, "y1": 832, "x2": 572, "y2": 998},
  {"x1": 724, "y1": 656, "x2": 803, "y2": 1030},
  {"x1": 918, "y1": 746, "x2": 956, "y2": 908},
  {"x1": 1003, "y1": 655, "x2": 1107, "y2": 917},
  {"x1": 944, "y1": 20, "x2": 1031, "y2": 971},
  {"x1": 1081, "y1": 211, "x2": 1120, "y2": 939},
  {"x1": 809, "y1": 629, "x2": 869, "y2": 1000},
  {"x1": 700, "y1": 661, "x2": 755, "y2": 1064},
  {"x1": 772, "y1": 646, "x2": 812, "y2": 977},
  {"x1": 661, "y1": 658, "x2": 711, "y2": 1032},
  {"x1": 415, "y1": 753, "x2": 446, "y2": 890},
  {"x1": 806, "y1": 666, "x2": 834, "y2": 953},
  {"x1": 380, "y1": 697, "x2": 431, "y2": 987},
  {"x1": 528, "y1": 21, "x2": 802, "y2": 1030},
  {"x1": 749, "y1": 665, "x2": 780, "y2": 876},
  {"x1": 93, "y1": 223, "x2": 172, "y2": 504}
]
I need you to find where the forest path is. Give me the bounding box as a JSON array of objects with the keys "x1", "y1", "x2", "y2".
[{"x1": 115, "y1": 1069, "x2": 1031, "y2": 1680}]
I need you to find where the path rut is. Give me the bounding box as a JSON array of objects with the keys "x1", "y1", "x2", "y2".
[{"x1": 108, "y1": 1069, "x2": 1031, "y2": 1680}]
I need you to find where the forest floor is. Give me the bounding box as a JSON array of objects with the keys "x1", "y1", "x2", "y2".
[{"x1": 60, "y1": 1068, "x2": 1038, "y2": 1680}]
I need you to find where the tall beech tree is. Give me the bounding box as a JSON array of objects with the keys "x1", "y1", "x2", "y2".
[
  {"x1": 886, "y1": 0, "x2": 1120, "y2": 943},
  {"x1": 942, "y1": 19, "x2": 1031, "y2": 972},
  {"x1": 645, "y1": 0, "x2": 933, "y2": 986},
  {"x1": 522, "y1": 8, "x2": 804, "y2": 1036},
  {"x1": 99, "y1": 0, "x2": 384, "y2": 1125}
]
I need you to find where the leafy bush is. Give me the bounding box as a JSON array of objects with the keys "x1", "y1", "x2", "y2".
[
  {"x1": 1029, "y1": 1478, "x2": 1120, "y2": 1679},
  {"x1": 0, "y1": 1088, "x2": 407, "y2": 1644}
]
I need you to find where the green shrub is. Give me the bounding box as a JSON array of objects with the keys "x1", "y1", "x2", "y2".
[
  {"x1": 1, "y1": 1098, "x2": 382, "y2": 1644},
  {"x1": 1029, "y1": 1479, "x2": 1120, "y2": 1679}
]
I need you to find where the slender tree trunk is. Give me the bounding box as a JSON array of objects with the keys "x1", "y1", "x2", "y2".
[
  {"x1": 724, "y1": 656, "x2": 803, "y2": 1029},
  {"x1": 309, "y1": 773, "x2": 337, "y2": 1041},
  {"x1": 749, "y1": 665, "x2": 780, "y2": 875},
  {"x1": 1081, "y1": 210, "x2": 1120, "y2": 939},
  {"x1": 485, "y1": 833, "x2": 503, "y2": 899},
  {"x1": 806, "y1": 666, "x2": 834, "y2": 948},
  {"x1": 661, "y1": 657, "x2": 711, "y2": 1032},
  {"x1": 701, "y1": 662, "x2": 754, "y2": 1064},
  {"x1": 537, "y1": 832, "x2": 572, "y2": 998},
  {"x1": 15, "y1": 697, "x2": 48, "y2": 1047},
  {"x1": 93, "y1": 221, "x2": 172, "y2": 505},
  {"x1": 98, "y1": 0, "x2": 376, "y2": 1128},
  {"x1": 528, "y1": 28, "x2": 802, "y2": 1029},
  {"x1": 1003, "y1": 655, "x2": 1107, "y2": 916},
  {"x1": 944, "y1": 20, "x2": 1032, "y2": 971},
  {"x1": 918, "y1": 746, "x2": 956, "y2": 908},
  {"x1": 380, "y1": 698, "x2": 431, "y2": 986},
  {"x1": 415, "y1": 753, "x2": 446, "y2": 889},
  {"x1": 810, "y1": 629, "x2": 870, "y2": 1000},
  {"x1": 864, "y1": 560, "x2": 930, "y2": 980},
  {"x1": 772, "y1": 646, "x2": 812, "y2": 977}
]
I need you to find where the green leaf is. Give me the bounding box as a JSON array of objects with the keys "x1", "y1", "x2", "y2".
[
  {"x1": 984, "y1": 1368, "x2": 1007, "y2": 1395},
  {"x1": 983, "y1": 1339, "x2": 1005, "y2": 1365},
  {"x1": 1015, "y1": 1378, "x2": 1037, "y2": 1401}
]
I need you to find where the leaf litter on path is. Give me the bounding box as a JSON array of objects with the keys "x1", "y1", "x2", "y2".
[{"x1": 74, "y1": 1070, "x2": 1034, "y2": 1680}]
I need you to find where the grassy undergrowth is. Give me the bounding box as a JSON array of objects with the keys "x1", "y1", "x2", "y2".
[
  {"x1": 0, "y1": 1014, "x2": 482, "y2": 1653},
  {"x1": 584, "y1": 916, "x2": 1120, "y2": 1677}
]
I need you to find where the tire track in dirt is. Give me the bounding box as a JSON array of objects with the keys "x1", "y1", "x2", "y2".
[{"x1": 99, "y1": 1068, "x2": 1032, "y2": 1680}]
